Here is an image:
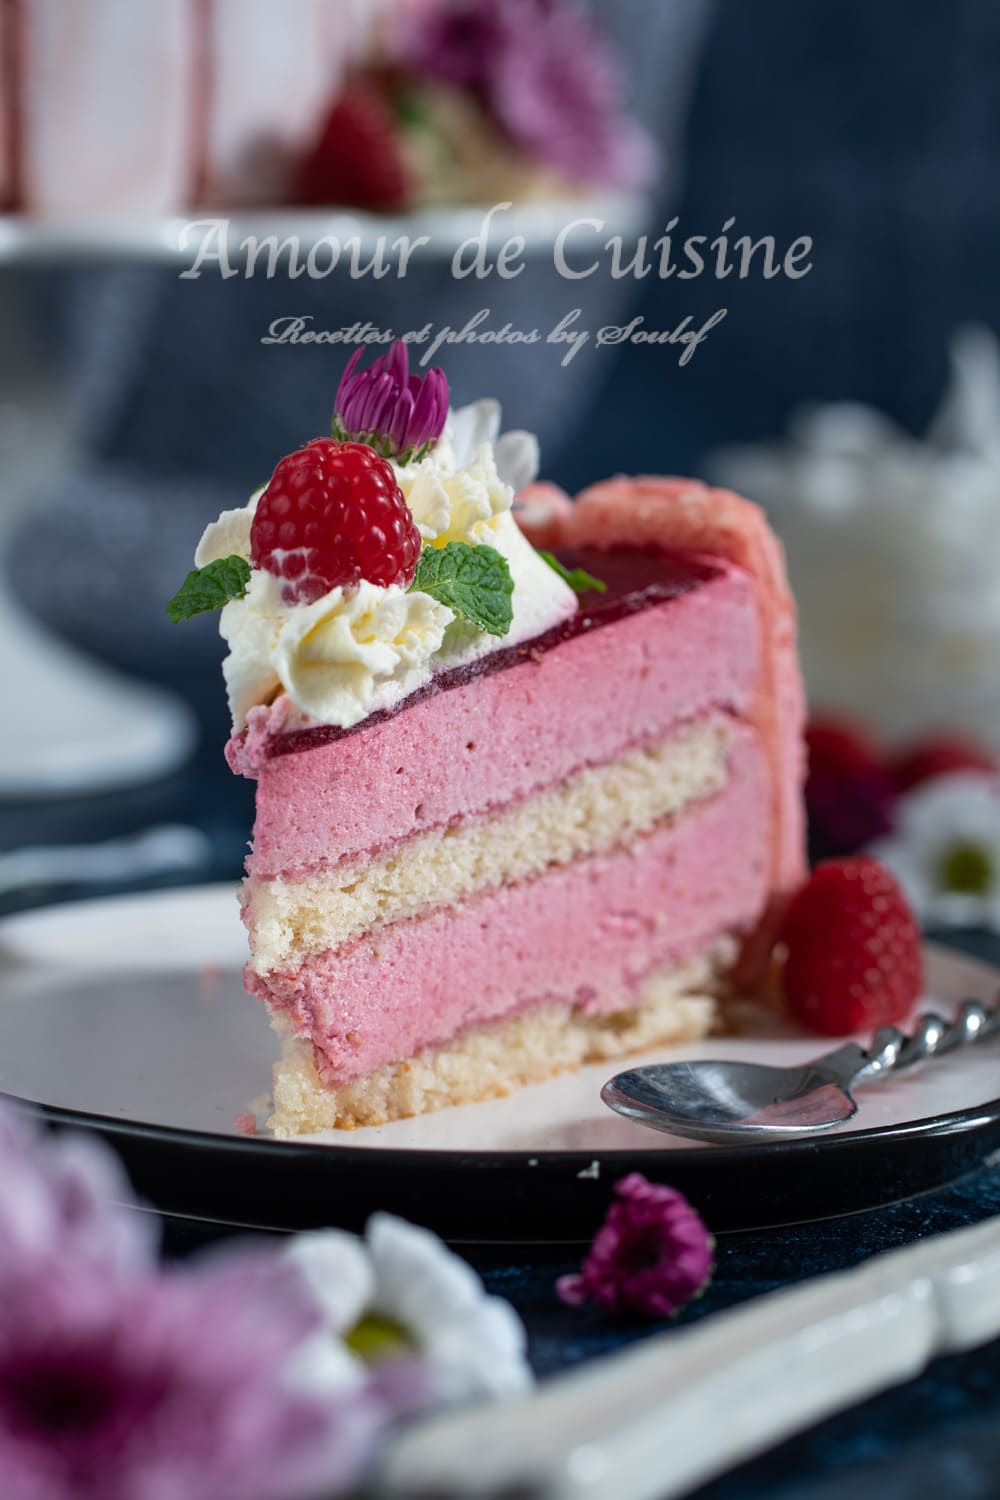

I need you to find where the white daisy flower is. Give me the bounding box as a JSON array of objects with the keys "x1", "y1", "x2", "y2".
[
  {"x1": 448, "y1": 399, "x2": 540, "y2": 493},
  {"x1": 869, "y1": 772, "x2": 1000, "y2": 929},
  {"x1": 286, "y1": 1214, "x2": 533, "y2": 1409}
]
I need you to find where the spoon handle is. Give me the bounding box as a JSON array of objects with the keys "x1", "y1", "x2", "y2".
[{"x1": 857, "y1": 997, "x2": 1000, "y2": 1084}]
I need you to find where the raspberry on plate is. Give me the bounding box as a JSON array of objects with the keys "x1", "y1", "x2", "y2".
[
  {"x1": 780, "y1": 855, "x2": 923, "y2": 1037},
  {"x1": 805, "y1": 716, "x2": 895, "y2": 856},
  {"x1": 250, "y1": 438, "x2": 422, "y2": 604},
  {"x1": 891, "y1": 735, "x2": 998, "y2": 794}
]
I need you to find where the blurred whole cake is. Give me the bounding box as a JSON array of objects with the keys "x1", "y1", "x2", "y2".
[
  {"x1": 0, "y1": 0, "x2": 650, "y2": 215},
  {"x1": 171, "y1": 341, "x2": 806, "y2": 1135}
]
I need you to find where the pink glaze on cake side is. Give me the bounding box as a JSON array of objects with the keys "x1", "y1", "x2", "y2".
[
  {"x1": 518, "y1": 476, "x2": 807, "y2": 967},
  {"x1": 248, "y1": 726, "x2": 769, "y2": 1085},
  {"x1": 236, "y1": 559, "x2": 760, "y2": 880}
]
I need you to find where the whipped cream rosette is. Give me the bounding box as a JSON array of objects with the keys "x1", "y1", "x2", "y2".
[{"x1": 169, "y1": 341, "x2": 577, "y2": 734}]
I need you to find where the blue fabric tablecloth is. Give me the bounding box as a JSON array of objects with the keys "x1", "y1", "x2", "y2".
[{"x1": 468, "y1": 1157, "x2": 1000, "y2": 1500}]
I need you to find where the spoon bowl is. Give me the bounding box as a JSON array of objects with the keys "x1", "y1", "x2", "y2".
[
  {"x1": 603, "y1": 1002, "x2": 1000, "y2": 1145},
  {"x1": 602, "y1": 1056, "x2": 861, "y2": 1143}
]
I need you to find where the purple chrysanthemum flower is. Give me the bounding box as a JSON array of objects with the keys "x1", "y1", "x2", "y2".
[
  {"x1": 406, "y1": 0, "x2": 654, "y2": 190},
  {"x1": 406, "y1": 1, "x2": 506, "y2": 89},
  {"x1": 557, "y1": 1173, "x2": 714, "y2": 1320},
  {"x1": 0, "y1": 1103, "x2": 392, "y2": 1500},
  {"x1": 333, "y1": 342, "x2": 449, "y2": 463},
  {"x1": 1, "y1": 1254, "x2": 382, "y2": 1500}
]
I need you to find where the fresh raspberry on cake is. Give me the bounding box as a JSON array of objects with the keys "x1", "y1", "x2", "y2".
[
  {"x1": 780, "y1": 855, "x2": 923, "y2": 1036},
  {"x1": 250, "y1": 438, "x2": 421, "y2": 604}
]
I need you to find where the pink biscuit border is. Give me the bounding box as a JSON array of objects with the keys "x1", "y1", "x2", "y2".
[{"x1": 519, "y1": 475, "x2": 807, "y2": 976}]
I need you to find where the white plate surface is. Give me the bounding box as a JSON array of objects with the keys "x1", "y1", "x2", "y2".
[{"x1": 1, "y1": 884, "x2": 998, "y2": 1154}]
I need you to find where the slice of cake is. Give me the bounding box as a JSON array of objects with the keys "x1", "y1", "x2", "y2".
[{"x1": 172, "y1": 342, "x2": 805, "y2": 1135}]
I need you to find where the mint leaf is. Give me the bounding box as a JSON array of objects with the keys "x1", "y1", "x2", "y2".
[
  {"x1": 167, "y1": 556, "x2": 251, "y2": 623},
  {"x1": 539, "y1": 550, "x2": 607, "y2": 595},
  {"x1": 411, "y1": 543, "x2": 514, "y2": 637}
]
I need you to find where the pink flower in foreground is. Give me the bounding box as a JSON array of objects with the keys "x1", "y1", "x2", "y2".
[
  {"x1": 0, "y1": 1104, "x2": 392, "y2": 1500},
  {"x1": 557, "y1": 1174, "x2": 714, "y2": 1320}
]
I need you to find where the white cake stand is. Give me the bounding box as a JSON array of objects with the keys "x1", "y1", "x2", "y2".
[{"x1": 0, "y1": 199, "x2": 645, "y2": 268}]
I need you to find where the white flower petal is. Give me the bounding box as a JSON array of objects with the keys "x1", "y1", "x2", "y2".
[
  {"x1": 422, "y1": 1297, "x2": 533, "y2": 1404},
  {"x1": 867, "y1": 771, "x2": 1000, "y2": 931},
  {"x1": 282, "y1": 1330, "x2": 367, "y2": 1399},
  {"x1": 363, "y1": 1214, "x2": 533, "y2": 1408},
  {"x1": 448, "y1": 400, "x2": 502, "y2": 469},
  {"x1": 494, "y1": 430, "x2": 540, "y2": 493},
  {"x1": 894, "y1": 773, "x2": 1000, "y2": 846},
  {"x1": 285, "y1": 1229, "x2": 375, "y2": 1333},
  {"x1": 367, "y1": 1214, "x2": 482, "y2": 1338}
]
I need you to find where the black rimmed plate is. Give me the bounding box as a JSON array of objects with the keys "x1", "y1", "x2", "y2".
[{"x1": 2, "y1": 885, "x2": 999, "y2": 1241}]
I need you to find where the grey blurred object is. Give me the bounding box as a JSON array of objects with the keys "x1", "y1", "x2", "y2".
[
  {"x1": 0, "y1": 824, "x2": 211, "y2": 896},
  {"x1": 0, "y1": 273, "x2": 197, "y2": 795},
  {"x1": 8, "y1": 0, "x2": 712, "y2": 671}
]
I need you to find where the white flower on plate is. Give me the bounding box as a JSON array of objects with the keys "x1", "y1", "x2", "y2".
[
  {"x1": 286, "y1": 1214, "x2": 533, "y2": 1408},
  {"x1": 868, "y1": 773, "x2": 1000, "y2": 929}
]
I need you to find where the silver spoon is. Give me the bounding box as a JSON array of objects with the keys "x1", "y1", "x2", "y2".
[{"x1": 602, "y1": 999, "x2": 1000, "y2": 1144}]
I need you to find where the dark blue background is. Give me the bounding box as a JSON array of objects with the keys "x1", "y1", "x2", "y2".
[{"x1": 553, "y1": 0, "x2": 1000, "y2": 488}]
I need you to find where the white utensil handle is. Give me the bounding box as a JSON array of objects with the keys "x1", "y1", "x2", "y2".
[{"x1": 381, "y1": 1215, "x2": 1000, "y2": 1500}]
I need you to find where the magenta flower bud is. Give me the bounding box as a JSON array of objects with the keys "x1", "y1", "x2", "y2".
[
  {"x1": 333, "y1": 341, "x2": 449, "y2": 463},
  {"x1": 557, "y1": 1173, "x2": 714, "y2": 1320}
]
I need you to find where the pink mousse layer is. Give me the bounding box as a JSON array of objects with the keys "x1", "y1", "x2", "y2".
[
  {"x1": 248, "y1": 726, "x2": 769, "y2": 1086},
  {"x1": 243, "y1": 560, "x2": 759, "y2": 881}
]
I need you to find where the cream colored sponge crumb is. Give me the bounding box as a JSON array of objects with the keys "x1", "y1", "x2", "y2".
[{"x1": 268, "y1": 941, "x2": 733, "y2": 1136}]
